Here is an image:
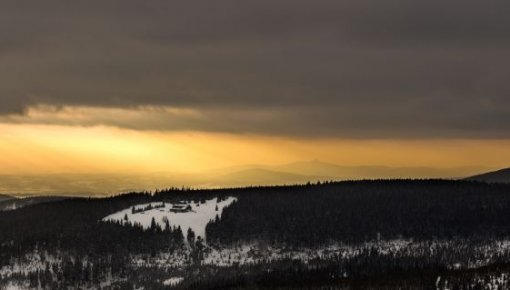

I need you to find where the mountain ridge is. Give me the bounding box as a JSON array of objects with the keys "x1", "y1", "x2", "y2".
[
  {"x1": 204, "y1": 168, "x2": 328, "y2": 187},
  {"x1": 216, "y1": 160, "x2": 488, "y2": 180},
  {"x1": 0, "y1": 161, "x2": 490, "y2": 196}
]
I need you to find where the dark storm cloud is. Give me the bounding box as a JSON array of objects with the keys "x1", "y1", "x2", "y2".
[{"x1": 1, "y1": 0, "x2": 510, "y2": 137}]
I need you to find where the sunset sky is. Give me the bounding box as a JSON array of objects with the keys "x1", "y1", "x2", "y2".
[{"x1": 1, "y1": 1, "x2": 510, "y2": 194}]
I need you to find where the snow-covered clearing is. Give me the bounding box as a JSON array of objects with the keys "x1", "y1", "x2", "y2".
[
  {"x1": 129, "y1": 239, "x2": 510, "y2": 271},
  {"x1": 102, "y1": 197, "x2": 237, "y2": 240},
  {"x1": 163, "y1": 277, "x2": 184, "y2": 287},
  {"x1": 3, "y1": 282, "x2": 29, "y2": 290},
  {"x1": 0, "y1": 250, "x2": 60, "y2": 280},
  {"x1": 131, "y1": 239, "x2": 419, "y2": 269}
]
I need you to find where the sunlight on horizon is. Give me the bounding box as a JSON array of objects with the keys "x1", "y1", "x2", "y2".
[{"x1": 1, "y1": 123, "x2": 510, "y2": 177}]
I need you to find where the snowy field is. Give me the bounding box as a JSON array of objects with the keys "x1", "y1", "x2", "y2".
[
  {"x1": 102, "y1": 197, "x2": 237, "y2": 240},
  {"x1": 163, "y1": 277, "x2": 184, "y2": 286},
  {"x1": 131, "y1": 240, "x2": 416, "y2": 269}
]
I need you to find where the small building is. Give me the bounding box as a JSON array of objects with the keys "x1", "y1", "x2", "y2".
[{"x1": 170, "y1": 203, "x2": 192, "y2": 213}]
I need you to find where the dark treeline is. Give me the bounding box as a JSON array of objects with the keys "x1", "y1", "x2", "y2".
[{"x1": 206, "y1": 180, "x2": 510, "y2": 246}]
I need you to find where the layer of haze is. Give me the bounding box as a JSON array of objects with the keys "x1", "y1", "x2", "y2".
[
  {"x1": 0, "y1": 121, "x2": 507, "y2": 195},
  {"x1": 2, "y1": 122, "x2": 509, "y2": 175}
]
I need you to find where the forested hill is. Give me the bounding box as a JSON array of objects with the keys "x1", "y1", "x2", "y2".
[
  {"x1": 205, "y1": 179, "x2": 510, "y2": 245},
  {"x1": 2, "y1": 179, "x2": 510, "y2": 254},
  {"x1": 466, "y1": 167, "x2": 510, "y2": 183}
]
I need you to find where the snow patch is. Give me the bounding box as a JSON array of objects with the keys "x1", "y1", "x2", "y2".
[
  {"x1": 163, "y1": 277, "x2": 184, "y2": 287},
  {"x1": 102, "y1": 197, "x2": 237, "y2": 241},
  {"x1": 4, "y1": 282, "x2": 29, "y2": 290}
]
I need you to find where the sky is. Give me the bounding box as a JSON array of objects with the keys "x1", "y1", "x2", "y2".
[{"x1": 1, "y1": 0, "x2": 510, "y2": 193}]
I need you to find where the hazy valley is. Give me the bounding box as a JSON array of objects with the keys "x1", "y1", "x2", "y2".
[{"x1": 0, "y1": 160, "x2": 490, "y2": 197}]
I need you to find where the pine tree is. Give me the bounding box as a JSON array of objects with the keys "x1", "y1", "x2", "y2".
[
  {"x1": 150, "y1": 217, "x2": 157, "y2": 232},
  {"x1": 174, "y1": 226, "x2": 184, "y2": 244},
  {"x1": 163, "y1": 217, "x2": 171, "y2": 233},
  {"x1": 187, "y1": 228, "x2": 196, "y2": 245}
]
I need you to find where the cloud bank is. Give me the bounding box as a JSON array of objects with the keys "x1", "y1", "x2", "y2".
[{"x1": 1, "y1": 0, "x2": 509, "y2": 137}]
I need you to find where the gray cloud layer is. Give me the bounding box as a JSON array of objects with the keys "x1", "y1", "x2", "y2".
[{"x1": 1, "y1": 0, "x2": 510, "y2": 137}]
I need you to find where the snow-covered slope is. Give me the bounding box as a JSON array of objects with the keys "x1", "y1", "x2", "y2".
[
  {"x1": 103, "y1": 197, "x2": 237, "y2": 241},
  {"x1": 163, "y1": 277, "x2": 184, "y2": 286}
]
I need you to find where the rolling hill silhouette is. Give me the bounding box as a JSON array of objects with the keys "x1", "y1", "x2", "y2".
[
  {"x1": 220, "y1": 160, "x2": 486, "y2": 180},
  {"x1": 273, "y1": 160, "x2": 486, "y2": 179},
  {"x1": 0, "y1": 161, "x2": 489, "y2": 196},
  {"x1": 207, "y1": 168, "x2": 326, "y2": 187},
  {"x1": 466, "y1": 168, "x2": 510, "y2": 183}
]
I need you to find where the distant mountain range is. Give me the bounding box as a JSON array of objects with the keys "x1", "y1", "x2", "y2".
[
  {"x1": 466, "y1": 168, "x2": 510, "y2": 183},
  {"x1": 215, "y1": 160, "x2": 487, "y2": 179},
  {"x1": 0, "y1": 160, "x2": 492, "y2": 196},
  {"x1": 203, "y1": 160, "x2": 488, "y2": 187},
  {"x1": 206, "y1": 168, "x2": 324, "y2": 188},
  {"x1": 268, "y1": 160, "x2": 485, "y2": 180}
]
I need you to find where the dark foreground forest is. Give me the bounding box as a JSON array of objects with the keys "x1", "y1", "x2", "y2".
[{"x1": 2, "y1": 180, "x2": 510, "y2": 289}]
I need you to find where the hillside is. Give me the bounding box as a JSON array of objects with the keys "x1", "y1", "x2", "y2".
[
  {"x1": 3, "y1": 180, "x2": 510, "y2": 289},
  {"x1": 466, "y1": 167, "x2": 510, "y2": 183}
]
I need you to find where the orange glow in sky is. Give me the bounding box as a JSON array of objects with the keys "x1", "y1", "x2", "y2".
[{"x1": 1, "y1": 123, "x2": 510, "y2": 175}]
